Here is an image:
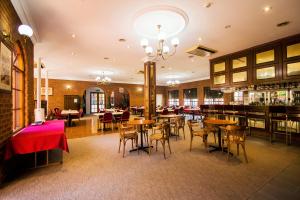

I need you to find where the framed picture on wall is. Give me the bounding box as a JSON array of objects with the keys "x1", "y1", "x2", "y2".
[
  {"x1": 0, "y1": 42, "x2": 12, "y2": 91},
  {"x1": 41, "y1": 87, "x2": 53, "y2": 95}
]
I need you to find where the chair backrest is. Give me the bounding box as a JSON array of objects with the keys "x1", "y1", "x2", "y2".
[
  {"x1": 162, "y1": 109, "x2": 169, "y2": 115},
  {"x1": 174, "y1": 109, "x2": 179, "y2": 115},
  {"x1": 187, "y1": 120, "x2": 199, "y2": 133},
  {"x1": 54, "y1": 107, "x2": 60, "y2": 114},
  {"x1": 224, "y1": 125, "x2": 246, "y2": 140},
  {"x1": 103, "y1": 112, "x2": 113, "y2": 122},
  {"x1": 162, "y1": 122, "x2": 170, "y2": 138},
  {"x1": 121, "y1": 111, "x2": 130, "y2": 121},
  {"x1": 177, "y1": 116, "x2": 185, "y2": 127},
  {"x1": 79, "y1": 108, "x2": 84, "y2": 117}
]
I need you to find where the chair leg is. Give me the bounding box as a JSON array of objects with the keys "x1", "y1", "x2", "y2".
[
  {"x1": 183, "y1": 127, "x2": 185, "y2": 140},
  {"x1": 118, "y1": 138, "x2": 121, "y2": 153},
  {"x1": 214, "y1": 133, "x2": 217, "y2": 144},
  {"x1": 227, "y1": 142, "x2": 231, "y2": 161},
  {"x1": 162, "y1": 141, "x2": 166, "y2": 159},
  {"x1": 123, "y1": 140, "x2": 126, "y2": 158},
  {"x1": 149, "y1": 139, "x2": 152, "y2": 156},
  {"x1": 241, "y1": 143, "x2": 248, "y2": 163},
  {"x1": 156, "y1": 140, "x2": 158, "y2": 151},
  {"x1": 190, "y1": 136, "x2": 193, "y2": 151},
  {"x1": 131, "y1": 139, "x2": 134, "y2": 149},
  {"x1": 167, "y1": 139, "x2": 171, "y2": 154},
  {"x1": 237, "y1": 144, "x2": 240, "y2": 156}
]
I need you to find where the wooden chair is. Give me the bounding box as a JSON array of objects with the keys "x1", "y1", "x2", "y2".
[
  {"x1": 101, "y1": 112, "x2": 113, "y2": 133},
  {"x1": 222, "y1": 125, "x2": 248, "y2": 163},
  {"x1": 118, "y1": 123, "x2": 139, "y2": 157},
  {"x1": 170, "y1": 116, "x2": 185, "y2": 140},
  {"x1": 187, "y1": 120, "x2": 208, "y2": 151},
  {"x1": 202, "y1": 117, "x2": 217, "y2": 144},
  {"x1": 149, "y1": 122, "x2": 171, "y2": 159}
]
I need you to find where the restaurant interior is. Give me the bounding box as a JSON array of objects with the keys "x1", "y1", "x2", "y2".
[{"x1": 1, "y1": 0, "x2": 300, "y2": 199}]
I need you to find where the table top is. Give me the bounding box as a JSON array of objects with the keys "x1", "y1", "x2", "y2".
[
  {"x1": 93, "y1": 112, "x2": 123, "y2": 116},
  {"x1": 184, "y1": 108, "x2": 200, "y2": 111},
  {"x1": 158, "y1": 114, "x2": 181, "y2": 118},
  {"x1": 204, "y1": 119, "x2": 237, "y2": 126},
  {"x1": 127, "y1": 119, "x2": 155, "y2": 125},
  {"x1": 61, "y1": 110, "x2": 79, "y2": 115}
]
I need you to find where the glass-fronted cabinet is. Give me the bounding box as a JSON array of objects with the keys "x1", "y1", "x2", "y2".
[
  {"x1": 283, "y1": 38, "x2": 300, "y2": 80},
  {"x1": 211, "y1": 57, "x2": 229, "y2": 87},
  {"x1": 254, "y1": 43, "x2": 280, "y2": 83}
]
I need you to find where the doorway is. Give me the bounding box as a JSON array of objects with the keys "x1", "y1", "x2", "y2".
[{"x1": 90, "y1": 92, "x2": 105, "y2": 113}]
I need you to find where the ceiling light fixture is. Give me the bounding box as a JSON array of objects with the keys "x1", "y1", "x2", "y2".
[
  {"x1": 18, "y1": 24, "x2": 33, "y2": 37},
  {"x1": 140, "y1": 24, "x2": 179, "y2": 61},
  {"x1": 167, "y1": 80, "x2": 180, "y2": 87},
  {"x1": 263, "y1": 6, "x2": 272, "y2": 13},
  {"x1": 96, "y1": 72, "x2": 112, "y2": 85},
  {"x1": 71, "y1": 33, "x2": 76, "y2": 38}
]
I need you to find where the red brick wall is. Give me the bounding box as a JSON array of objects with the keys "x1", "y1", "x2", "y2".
[
  {"x1": 35, "y1": 79, "x2": 167, "y2": 111},
  {"x1": 0, "y1": 0, "x2": 34, "y2": 182}
]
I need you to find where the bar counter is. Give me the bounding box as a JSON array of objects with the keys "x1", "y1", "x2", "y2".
[{"x1": 199, "y1": 105, "x2": 300, "y2": 144}]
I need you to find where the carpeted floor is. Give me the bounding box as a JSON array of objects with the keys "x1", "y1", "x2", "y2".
[{"x1": 1, "y1": 125, "x2": 300, "y2": 200}]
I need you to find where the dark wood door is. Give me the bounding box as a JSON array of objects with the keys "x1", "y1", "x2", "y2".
[{"x1": 64, "y1": 95, "x2": 80, "y2": 110}]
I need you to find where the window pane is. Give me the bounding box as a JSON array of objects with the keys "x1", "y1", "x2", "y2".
[
  {"x1": 287, "y1": 43, "x2": 300, "y2": 58},
  {"x1": 15, "y1": 71, "x2": 23, "y2": 90},
  {"x1": 214, "y1": 62, "x2": 225, "y2": 72},
  {"x1": 15, "y1": 90, "x2": 23, "y2": 109},
  {"x1": 256, "y1": 49, "x2": 275, "y2": 64},
  {"x1": 256, "y1": 67, "x2": 275, "y2": 79},
  {"x1": 232, "y1": 57, "x2": 247, "y2": 69}
]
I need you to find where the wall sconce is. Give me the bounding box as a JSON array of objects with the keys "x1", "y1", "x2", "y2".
[
  {"x1": 18, "y1": 24, "x2": 33, "y2": 37},
  {"x1": 137, "y1": 87, "x2": 143, "y2": 92},
  {"x1": 1, "y1": 30, "x2": 10, "y2": 39},
  {"x1": 66, "y1": 85, "x2": 71, "y2": 90}
]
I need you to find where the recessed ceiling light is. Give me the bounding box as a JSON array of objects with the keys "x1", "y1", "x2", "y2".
[
  {"x1": 71, "y1": 33, "x2": 76, "y2": 38},
  {"x1": 277, "y1": 21, "x2": 290, "y2": 27},
  {"x1": 263, "y1": 6, "x2": 272, "y2": 13},
  {"x1": 71, "y1": 52, "x2": 75, "y2": 56},
  {"x1": 198, "y1": 37, "x2": 202, "y2": 42},
  {"x1": 104, "y1": 57, "x2": 109, "y2": 60},
  {"x1": 127, "y1": 45, "x2": 130, "y2": 49},
  {"x1": 118, "y1": 38, "x2": 126, "y2": 42},
  {"x1": 225, "y1": 25, "x2": 231, "y2": 29},
  {"x1": 203, "y1": 2, "x2": 213, "y2": 8}
]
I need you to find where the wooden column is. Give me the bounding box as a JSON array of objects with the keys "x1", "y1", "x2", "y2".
[{"x1": 144, "y1": 61, "x2": 156, "y2": 119}]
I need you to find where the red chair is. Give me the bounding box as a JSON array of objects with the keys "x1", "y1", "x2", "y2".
[
  {"x1": 174, "y1": 109, "x2": 179, "y2": 115},
  {"x1": 54, "y1": 108, "x2": 66, "y2": 120},
  {"x1": 101, "y1": 112, "x2": 113, "y2": 133},
  {"x1": 162, "y1": 109, "x2": 169, "y2": 115},
  {"x1": 121, "y1": 111, "x2": 130, "y2": 123}
]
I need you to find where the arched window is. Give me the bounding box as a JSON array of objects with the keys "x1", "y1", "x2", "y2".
[{"x1": 12, "y1": 43, "x2": 25, "y2": 131}]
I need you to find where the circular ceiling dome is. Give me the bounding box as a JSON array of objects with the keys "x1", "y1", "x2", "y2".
[{"x1": 133, "y1": 5, "x2": 189, "y2": 39}]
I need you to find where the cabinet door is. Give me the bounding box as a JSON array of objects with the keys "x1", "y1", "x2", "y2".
[
  {"x1": 230, "y1": 50, "x2": 252, "y2": 86},
  {"x1": 210, "y1": 57, "x2": 229, "y2": 87},
  {"x1": 254, "y1": 43, "x2": 280, "y2": 66},
  {"x1": 282, "y1": 37, "x2": 300, "y2": 80}
]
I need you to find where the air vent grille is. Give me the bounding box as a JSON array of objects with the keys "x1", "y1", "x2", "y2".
[{"x1": 186, "y1": 45, "x2": 217, "y2": 57}]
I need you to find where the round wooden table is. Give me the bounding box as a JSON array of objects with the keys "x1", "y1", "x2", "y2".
[
  {"x1": 204, "y1": 119, "x2": 237, "y2": 152},
  {"x1": 127, "y1": 120, "x2": 155, "y2": 153}
]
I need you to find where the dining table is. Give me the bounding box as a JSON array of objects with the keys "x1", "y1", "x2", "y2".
[
  {"x1": 158, "y1": 114, "x2": 181, "y2": 136},
  {"x1": 184, "y1": 108, "x2": 200, "y2": 120},
  {"x1": 127, "y1": 119, "x2": 155, "y2": 153},
  {"x1": 61, "y1": 109, "x2": 79, "y2": 127},
  {"x1": 204, "y1": 119, "x2": 237, "y2": 153}
]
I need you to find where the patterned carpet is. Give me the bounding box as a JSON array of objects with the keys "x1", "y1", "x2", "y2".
[{"x1": 1, "y1": 127, "x2": 300, "y2": 200}]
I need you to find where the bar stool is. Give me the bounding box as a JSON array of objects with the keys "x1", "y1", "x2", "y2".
[
  {"x1": 269, "y1": 106, "x2": 288, "y2": 144},
  {"x1": 247, "y1": 106, "x2": 267, "y2": 136},
  {"x1": 286, "y1": 106, "x2": 300, "y2": 145}
]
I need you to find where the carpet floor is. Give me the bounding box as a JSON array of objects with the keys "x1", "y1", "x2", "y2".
[{"x1": 1, "y1": 127, "x2": 300, "y2": 200}]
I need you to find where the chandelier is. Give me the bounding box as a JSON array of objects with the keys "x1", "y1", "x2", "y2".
[
  {"x1": 167, "y1": 80, "x2": 180, "y2": 87},
  {"x1": 140, "y1": 25, "x2": 179, "y2": 61},
  {"x1": 96, "y1": 72, "x2": 112, "y2": 85}
]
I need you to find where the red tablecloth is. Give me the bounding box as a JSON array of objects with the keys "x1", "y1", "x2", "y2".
[{"x1": 5, "y1": 120, "x2": 69, "y2": 160}]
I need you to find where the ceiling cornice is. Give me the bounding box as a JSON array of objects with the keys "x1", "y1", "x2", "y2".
[{"x1": 11, "y1": 0, "x2": 40, "y2": 43}]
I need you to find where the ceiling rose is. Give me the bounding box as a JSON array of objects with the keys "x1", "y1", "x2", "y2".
[{"x1": 133, "y1": 5, "x2": 189, "y2": 39}]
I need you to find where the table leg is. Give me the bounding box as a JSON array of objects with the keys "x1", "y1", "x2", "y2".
[
  {"x1": 209, "y1": 126, "x2": 232, "y2": 155},
  {"x1": 130, "y1": 124, "x2": 152, "y2": 153}
]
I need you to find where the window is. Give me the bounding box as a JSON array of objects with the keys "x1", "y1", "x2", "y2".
[
  {"x1": 90, "y1": 92, "x2": 105, "y2": 113},
  {"x1": 204, "y1": 87, "x2": 224, "y2": 105},
  {"x1": 12, "y1": 44, "x2": 25, "y2": 131},
  {"x1": 183, "y1": 88, "x2": 198, "y2": 107},
  {"x1": 168, "y1": 90, "x2": 179, "y2": 106}
]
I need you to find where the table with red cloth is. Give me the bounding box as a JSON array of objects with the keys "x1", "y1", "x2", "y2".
[
  {"x1": 5, "y1": 120, "x2": 69, "y2": 164},
  {"x1": 184, "y1": 108, "x2": 201, "y2": 120}
]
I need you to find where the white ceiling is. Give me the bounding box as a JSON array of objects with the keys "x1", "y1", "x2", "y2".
[{"x1": 12, "y1": 0, "x2": 300, "y2": 85}]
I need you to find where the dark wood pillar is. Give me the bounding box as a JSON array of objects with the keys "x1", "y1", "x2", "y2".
[{"x1": 144, "y1": 61, "x2": 156, "y2": 119}]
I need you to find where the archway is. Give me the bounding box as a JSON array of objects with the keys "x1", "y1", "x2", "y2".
[{"x1": 84, "y1": 87, "x2": 105, "y2": 114}]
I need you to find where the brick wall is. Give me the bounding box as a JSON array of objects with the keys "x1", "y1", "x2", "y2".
[
  {"x1": 35, "y1": 79, "x2": 167, "y2": 111},
  {"x1": 0, "y1": 0, "x2": 34, "y2": 182}
]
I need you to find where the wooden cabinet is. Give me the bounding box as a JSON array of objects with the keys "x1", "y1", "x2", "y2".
[
  {"x1": 210, "y1": 57, "x2": 229, "y2": 88},
  {"x1": 209, "y1": 34, "x2": 300, "y2": 89},
  {"x1": 282, "y1": 37, "x2": 300, "y2": 80},
  {"x1": 253, "y1": 43, "x2": 281, "y2": 83},
  {"x1": 229, "y1": 50, "x2": 252, "y2": 86}
]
